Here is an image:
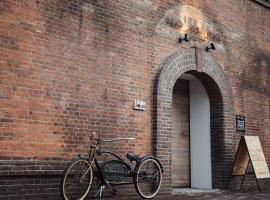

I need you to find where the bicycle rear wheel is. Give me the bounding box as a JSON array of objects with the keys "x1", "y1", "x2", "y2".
[
  {"x1": 61, "y1": 158, "x2": 93, "y2": 200},
  {"x1": 135, "y1": 158, "x2": 162, "y2": 199}
]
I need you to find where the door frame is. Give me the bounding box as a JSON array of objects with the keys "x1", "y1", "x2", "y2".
[{"x1": 152, "y1": 47, "x2": 234, "y2": 193}]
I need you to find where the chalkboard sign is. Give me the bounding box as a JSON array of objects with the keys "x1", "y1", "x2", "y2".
[
  {"x1": 232, "y1": 136, "x2": 270, "y2": 179},
  {"x1": 245, "y1": 136, "x2": 270, "y2": 179},
  {"x1": 230, "y1": 136, "x2": 270, "y2": 193},
  {"x1": 232, "y1": 137, "x2": 249, "y2": 176}
]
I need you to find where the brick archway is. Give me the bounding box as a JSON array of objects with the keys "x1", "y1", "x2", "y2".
[{"x1": 153, "y1": 47, "x2": 234, "y2": 193}]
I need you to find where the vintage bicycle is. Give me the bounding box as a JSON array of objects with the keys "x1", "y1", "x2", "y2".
[{"x1": 60, "y1": 133, "x2": 163, "y2": 200}]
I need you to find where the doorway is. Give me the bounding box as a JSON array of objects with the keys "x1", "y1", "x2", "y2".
[
  {"x1": 171, "y1": 74, "x2": 212, "y2": 189},
  {"x1": 153, "y1": 48, "x2": 234, "y2": 192}
]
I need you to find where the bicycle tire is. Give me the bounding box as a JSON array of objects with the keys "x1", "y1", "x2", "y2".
[
  {"x1": 61, "y1": 157, "x2": 93, "y2": 200},
  {"x1": 135, "y1": 158, "x2": 162, "y2": 199}
]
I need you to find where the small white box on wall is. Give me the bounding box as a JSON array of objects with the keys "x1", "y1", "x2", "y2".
[{"x1": 133, "y1": 100, "x2": 145, "y2": 111}]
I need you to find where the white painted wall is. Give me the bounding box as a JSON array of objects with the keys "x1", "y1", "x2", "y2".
[{"x1": 190, "y1": 78, "x2": 212, "y2": 189}]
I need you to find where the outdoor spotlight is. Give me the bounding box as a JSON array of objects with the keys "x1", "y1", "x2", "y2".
[
  {"x1": 179, "y1": 33, "x2": 189, "y2": 43},
  {"x1": 205, "y1": 43, "x2": 216, "y2": 51}
]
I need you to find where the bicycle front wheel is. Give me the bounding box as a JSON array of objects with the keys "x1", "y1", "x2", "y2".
[
  {"x1": 61, "y1": 158, "x2": 93, "y2": 200},
  {"x1": 135, "y1": 158, "x2": 162, "y2": 199}
]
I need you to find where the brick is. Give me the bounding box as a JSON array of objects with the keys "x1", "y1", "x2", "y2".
[{"x1": 0, "y1": 0, "x2": 269, "y2": 198}]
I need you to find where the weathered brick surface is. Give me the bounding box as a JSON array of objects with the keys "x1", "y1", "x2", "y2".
[{"x1": 0, "y1": 0, "x2": 269, "y2": 198}]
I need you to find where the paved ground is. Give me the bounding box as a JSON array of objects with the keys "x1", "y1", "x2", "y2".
[
  {"x1": 157, "y1": 191, "x2": 269, "y2": 200},
  {"x1": 104, "y1": 190, "x2": 270, "y2": 200}
]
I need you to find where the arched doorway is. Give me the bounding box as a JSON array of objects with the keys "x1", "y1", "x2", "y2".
[
  {"x1": 153, "y1": 47, "x2": 234, "y2": 193},
  {"x1": 172, "y1": 73, "x2": 218, "y2": 189}
]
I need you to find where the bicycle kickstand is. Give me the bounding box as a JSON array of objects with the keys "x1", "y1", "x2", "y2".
[{"x1": 94, "y1": 185, "x2": 105, "y2": 200}]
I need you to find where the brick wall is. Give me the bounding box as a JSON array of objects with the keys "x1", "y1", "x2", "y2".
[{"x1": 0, "y1": 0, "x2": 269, "y2": 198}]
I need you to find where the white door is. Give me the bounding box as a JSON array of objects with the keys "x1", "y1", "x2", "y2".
[{"x1": 190, "y1": 78, "x2": 212, "y2": 189}]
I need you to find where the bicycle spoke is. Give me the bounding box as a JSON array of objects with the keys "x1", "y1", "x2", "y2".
[
  {"x1": 135, "y1": 158, "x2": 162, "y2": 199},
  {"x1": 77, "y1": 180, "x2": 90, "y2": 185},
  {"x1": 71, "y1": 183, "x2": 76, "y2": 198},
  {"x1": 65, "y1": 181, "x2": 76, "y2": 189},
  {"x1": 61, "y1": 159, "x2": 93, "y2": 200}
]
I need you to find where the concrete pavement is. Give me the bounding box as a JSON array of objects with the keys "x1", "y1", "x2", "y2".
[
  {"x1": 156, "y1": 191, "x2": 269, "y2": 200},
  {"x1": 106, "y1": 190, "x2": 270, "y2": 200}
]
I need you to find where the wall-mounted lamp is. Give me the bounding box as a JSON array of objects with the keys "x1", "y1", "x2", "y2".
[
  {"x1": 205, "y1": 43, "x2": 216, "y2": 51},
  {"x1": 179, "y1": 33, "x2": 189, "y2": 43}
]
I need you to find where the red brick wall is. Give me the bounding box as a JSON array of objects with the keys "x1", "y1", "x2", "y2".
[
  {"x1": 0, "y1": 0, "x2": 154, "y2": 160},
  {"x1": 0, "y1": 0, "x2": 269, "y2": 197}
]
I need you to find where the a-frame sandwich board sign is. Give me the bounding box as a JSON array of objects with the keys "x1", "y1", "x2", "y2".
[{"x1": 230, "y1": 136, "x2": 270, "y2": 193}]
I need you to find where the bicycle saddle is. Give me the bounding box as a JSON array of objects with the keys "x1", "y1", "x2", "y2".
[{"x1": 126, "y1": 152, "x2": 141, "y2": 162}]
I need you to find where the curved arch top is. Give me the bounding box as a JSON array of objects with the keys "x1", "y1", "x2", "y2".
[
  {"x1": 157, "y1": 47, "x2": 232, "y2": 108},
  {"x1": 153, "y1": 47, "x2": 235, "y2": 193}
]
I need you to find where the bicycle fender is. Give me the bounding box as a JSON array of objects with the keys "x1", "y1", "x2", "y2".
[{"x1": 138, "y1": 156, "x2": 163, "y2": 173}]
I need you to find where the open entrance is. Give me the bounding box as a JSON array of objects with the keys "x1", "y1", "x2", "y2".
[
  {"x1": 171, "y1": 73, "x2": 212, "y2": 189},
  {"x1": 153, "y1": 48, "x2": 234, "y2": 193}
]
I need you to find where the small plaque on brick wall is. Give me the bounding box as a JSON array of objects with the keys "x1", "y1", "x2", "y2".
[{"x1": 236, "y1": 115, "x2": 245, "y2": 132}]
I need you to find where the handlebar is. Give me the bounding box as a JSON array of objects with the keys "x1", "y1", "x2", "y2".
[
  {"x1": 89, "y1": 132, "x2": 135, "y2": 143},
  {"x1": 101, "y1": 138, "x2": 135, "y2": 142}
]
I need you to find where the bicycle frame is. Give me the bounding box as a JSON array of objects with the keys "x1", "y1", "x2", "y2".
[
  {"x1": 83, "y1": 138, "x2": 138, "y2": 187},
  {"x1": 61, "y1": 134, "x2": 163, "y2": 200}
]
